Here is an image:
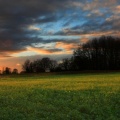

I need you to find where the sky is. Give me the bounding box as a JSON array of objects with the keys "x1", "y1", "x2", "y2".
[{"x1": 0, "y1": 0, "x2": 120, "y2": 72}]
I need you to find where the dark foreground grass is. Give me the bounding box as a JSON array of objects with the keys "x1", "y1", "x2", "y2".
[{"x1": 0, "y1": 73, "x2": 120, "y2": 120}]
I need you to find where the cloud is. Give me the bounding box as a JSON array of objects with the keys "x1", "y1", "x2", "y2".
[
  {"x1": 16, "y1": 63, "x2": 21, "y2": 66},
  {"x1": 55, "y1": 42, "x2": 78, "y2": 52},
  {"x1": 80, "y1": 37, "x2": 89, "y2": 43},
  {"x1": 27, "y1": 46, "x2": 63, "y2": 54},
  {"x1": 0, "y1": 0, "x2": 80, "y2": 55},
  {"x1": 0, "y1": 0, "x2": 120, "y2": 58},
  {"x1": 28, "y1": 25, "x2": 41, "y2": 31}
]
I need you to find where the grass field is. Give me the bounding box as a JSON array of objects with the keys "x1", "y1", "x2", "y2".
[{"x1": 0, "y1": 73, "x2": 120, "y2": 120}]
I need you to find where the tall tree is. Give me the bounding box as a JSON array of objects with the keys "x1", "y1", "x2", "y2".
[{"x1": 22, "y1": 59, "x2": 32, "y2": 73}]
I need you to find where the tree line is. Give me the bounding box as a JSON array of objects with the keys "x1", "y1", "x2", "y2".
[
  {"x1": 1, "y1": 35, "x2": 120, "y2": 74},
  {"x1": 0, "y1": 67, "x2": 18, "y2": 74},
  {"x1": 22, "y1": 57, "x2": 57, "y2": 73},
  {"x1": 22, "y1": 36, "x2": 120, "y2": 73},
  {"x1": 72, "y1": 36, "x2": 120, "y2": 70}
]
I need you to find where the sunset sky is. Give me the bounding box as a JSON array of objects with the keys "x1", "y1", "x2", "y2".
[{"x1": 0, "y1": 0, "x2": 120, "y2": 72}]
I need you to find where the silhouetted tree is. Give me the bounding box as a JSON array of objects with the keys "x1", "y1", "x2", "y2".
[
  {"x1": 50, "y1": 60, "x2": 58, "y2": 71},
  {"x1": 12, "y1": 68, "x2": 18, "y2": 74},
  {"x1": 4, "y1": 67, "x2": 11, "y2": 74},
  {"x1": 58, "y1": 58, "x2": 71, "y2": 71},
  {"x1": 22, "y1": 59, "x2": 32, "y2": 73},
  {"x1": 22, "y1": 57, "x2": 58, "y2": 73},
  {"x1": 32, "y1": 59, "x2": 42, "y2": 73},
  {"x1": 40, "y1": 57, "x2": 52, "y2": 70},
  {"x1": 73, "y1": 36, "x2": 120, "y2": 70}
]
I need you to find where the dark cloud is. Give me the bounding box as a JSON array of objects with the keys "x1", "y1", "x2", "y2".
[
  {"x1": 55, "y1": 13, "x2": 120, "y2": 37},
  {"x1": 0, "y1": 0, "x2": 120, "y2": 57},
  {"x1": 0, "y1": 0, "x2": 74, "y2": 54}
]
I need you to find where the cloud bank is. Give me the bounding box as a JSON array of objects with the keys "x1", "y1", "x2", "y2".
[{"x1": 0, "y1": 0, "x2": 120, "y2": 58}]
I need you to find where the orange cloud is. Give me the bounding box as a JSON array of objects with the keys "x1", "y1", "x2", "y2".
[
  {"x1": 27, "y1": 47, "x2": 51, "y2": 54},
  {"x1": 80, "y1": 37, "x2": 89, "y2": 43},
  {"x1": 16, "y1": 63, "x2": 21, "y2": 66},
  {"x1": 55, "y1": 42, "x2": 78, "y2": 53},
  {"x1": 0, "y1": 49, "x2": 27, "y2": 59},
  {"x1": 27, "y1": 47, "x2": 63, "y2": 54},
  {"x1": 112, "y1": 5, "x2": 120, "y2": 15},
  {"x1": 27, "y1": 42, "x2": 78, "y2": 55}
]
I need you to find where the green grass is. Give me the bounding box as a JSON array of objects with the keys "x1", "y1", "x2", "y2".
[{"x1": 0, "y1": 73, "x2": 120, "y2": 120}]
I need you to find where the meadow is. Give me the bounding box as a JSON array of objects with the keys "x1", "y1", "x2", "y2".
[{"x1": 0, "y1": 72, "x2": 120, "y2": 120}]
